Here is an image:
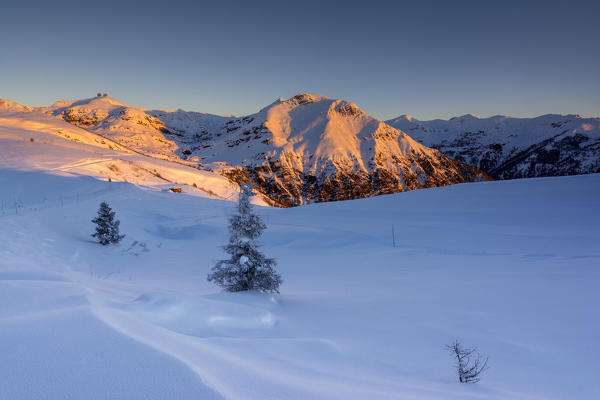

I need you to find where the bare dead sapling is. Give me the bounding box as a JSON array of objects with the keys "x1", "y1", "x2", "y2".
[{"x1": 446, "y1": 340, "x2": 489, "y2": 383}]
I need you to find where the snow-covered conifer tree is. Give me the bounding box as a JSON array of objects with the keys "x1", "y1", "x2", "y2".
[
  {"x1": 208, "y1": 183, "x2": 281, "y2": 293},
  {"x1": 91, "y1": 202, "x2": 125, "y2": 245}
]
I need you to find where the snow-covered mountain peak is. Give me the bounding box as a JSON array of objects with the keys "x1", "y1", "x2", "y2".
[
  {"x1": 37, "y1": 95, "x2": 233, "y2": 161},
  {"x1": 450, "y1": 114, "x2": 480, "y2": 122},
  {"x1": 284, "y1": 93, "x2": 330, "y2": 106},
  {"x1": 40, "y1": 96, "x2": 139, "y2": 133},
  {"x1": 386, "y1": 114, "x2": 420, "y2": 126},
  {"x1": 186, "y1": 94, "x2": 489, "y2": 205},
  {"x1": 277, "y1": 93, "x2": 365, "y2": 114},
  {"x1": 258, "y1": 94, "x2": 372, "y2": 150},
  {"x1": 0, "y1": 99, "x2": 33, "y2": 112},
  {"x1": 46, "y1": 96, "x2": 130, "y2": 114},
  {"x1": 386, "y1": 112, "x2": 600, "y2": 180},
  {"x1": 260, "y1": 93, "x2": 367, "y2": 118},
  {"x1": 258, "y1": 94, "x2": 329, "y2": 113}
]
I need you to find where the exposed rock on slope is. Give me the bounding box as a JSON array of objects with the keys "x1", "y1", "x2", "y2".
[{"x1": 386, "y1": 114, "x2": 600, "y2": 179}]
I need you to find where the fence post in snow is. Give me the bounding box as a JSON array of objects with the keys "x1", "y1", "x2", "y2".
[{"x1": 392, "y1": 224, "x2": 396, "y2": 248}]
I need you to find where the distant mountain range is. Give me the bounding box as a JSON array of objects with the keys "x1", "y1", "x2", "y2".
[
  {"x1": 386, "y1": 113, "x2": 600, "y2": 179},
  {"x1": 36, "y1": 94, "x2": 489, "y2": 206},
  {"x1": 3, "y1": 93, "x2": 596, "y2": 206}
]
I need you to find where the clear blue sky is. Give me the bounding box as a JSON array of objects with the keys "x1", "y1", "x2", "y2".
[{"x1": 1, "y1": 0, "x2": 598, "y2": 120}]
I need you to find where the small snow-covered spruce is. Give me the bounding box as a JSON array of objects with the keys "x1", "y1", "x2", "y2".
[
  {"x1": 208, "y1": 183, "x2": 282, "y2": 293},
  {"x1": 446, "y1": 341, "x2": 489, "y2": 383},
  {"x1": 91, "y1": 202, "x2": 125, "y2": 245}
]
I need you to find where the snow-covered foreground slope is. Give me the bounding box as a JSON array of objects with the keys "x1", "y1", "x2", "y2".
[
  {"x1": 386, "y1": 113, "x2": 600, "y2": 179},
  {"x1": 1, "y1": 170, "x2": 598, "y2": 399},
  {"x1": 0, "y1": 100, "x2": 241, "y2": 202}
]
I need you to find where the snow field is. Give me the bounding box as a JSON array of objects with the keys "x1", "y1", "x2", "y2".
[{"x1": 1, "y1": 170, "x2": 599, "y2": 399}]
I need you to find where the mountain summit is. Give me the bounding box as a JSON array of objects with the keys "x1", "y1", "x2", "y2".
[
  {"x1": 40, "y1": 95, "x2": 231, "y2": 161},
  {"x1": 191, "y1": 93, "x2": 489, "y2": 205}
]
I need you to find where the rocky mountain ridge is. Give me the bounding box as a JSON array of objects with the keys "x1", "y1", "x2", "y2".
[
  {"x1": 386, "y1": 113, "x2": 600, "y2": 179},
  {"x1": 37, "y1": 93, "x2": 490, "y2": 206}
]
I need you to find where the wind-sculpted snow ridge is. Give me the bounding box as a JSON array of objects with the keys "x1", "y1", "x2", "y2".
[
  {"x1": 42, "y1": 94, "x2": 489, "y2": 207},
  {"x1": 386, "y1": 113, "x2": 600, "y2": 179}
]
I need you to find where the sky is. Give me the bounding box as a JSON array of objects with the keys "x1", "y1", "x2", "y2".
[{"x1": 1, "y1": 0, "x2": 598, "y2": 120}]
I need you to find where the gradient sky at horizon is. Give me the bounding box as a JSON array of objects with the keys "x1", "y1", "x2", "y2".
[{"x1": 1, "y1": 0, "x2": 598, "y2": 120}]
